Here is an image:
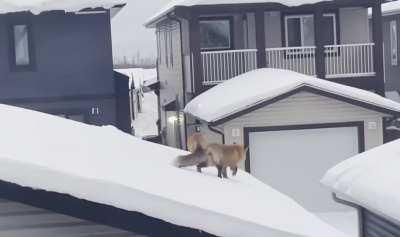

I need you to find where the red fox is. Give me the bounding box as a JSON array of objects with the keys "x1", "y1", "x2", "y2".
[{"x1": 175, "y1": 133, "x2": 248, "y2": 178}]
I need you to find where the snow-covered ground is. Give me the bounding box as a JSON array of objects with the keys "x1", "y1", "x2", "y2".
[
  {"x1": 0, "y1": 104, "x2": 347, "y2": 237},
  {"x1": 132, "y1": 91, "x2": 158, "y2": 137},
  {"x1": 115, "y1": 68, "x2": 158, "y2": 137},
  {"x1": 322, "y1": 138, "x2": 400, "y2": 225}
]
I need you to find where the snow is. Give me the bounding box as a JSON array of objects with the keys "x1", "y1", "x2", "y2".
[
  {"x1": 381, "y1": 0, "x2": 400, "y2": 15},
  {"x1": 0, "y1": 104, "x2": 347, "y2": 237},
  {"x1": 146, "y1": 0, "x2": 332, "y2": 26},
  {"x1": 132, "y1": 91, "x2": 159, "y2": 137},
  {"x1": 0, "y1": 0, "x2": 125, "y2": 15},
  {"x1": 185, "y1": 68, "x2": 400, "y2": 123},
  {"x1": 321, "y1": 138, "x2": 400, "y2": 224},
  {"x1": 114, "y1": 68, "x2": 157, "y2": 89},
  {"x1": 316, "y1": 212, "x2": 358, "y2": 237}
]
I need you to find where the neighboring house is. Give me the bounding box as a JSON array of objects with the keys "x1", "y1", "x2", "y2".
[
  {"x1": 145, "y1": 0, "x2": 387, "y2": 149},
  {"x1": 322, "y1": 137, "x2": 400, "y2": 237},
  {"x1": 0, "y1": 1, "x2": 131, "y2": 133},
  {"x1": 184, "y1": 69, "x2": 400, "y2": 232}
]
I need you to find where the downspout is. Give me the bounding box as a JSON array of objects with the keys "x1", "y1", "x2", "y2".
[
  {"x1": 332, "y1": 193, "x2": 364, "y2": 237},
  {"x1": 208, "y1": 124, "x2": 226, "y2": 144},
  {"x1": 167, "y1": 12, "x2": 189, "y2": 149}
]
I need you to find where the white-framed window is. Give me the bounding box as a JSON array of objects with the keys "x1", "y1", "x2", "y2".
[
  {"x1": 284, "y1": 13, "x2": 338, "y2": 47},
  {"x1": 390, "y1": 20, "x2": 398, "y2": 66}
]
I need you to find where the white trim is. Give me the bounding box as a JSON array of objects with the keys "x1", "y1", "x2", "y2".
[{"x1": 390, "y1": 20, "x2": 398, "y2": 66}]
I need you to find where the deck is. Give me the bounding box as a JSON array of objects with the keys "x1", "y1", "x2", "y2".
[{"x1": 0, "y1": 198, "x2": 144, "y2": 237}]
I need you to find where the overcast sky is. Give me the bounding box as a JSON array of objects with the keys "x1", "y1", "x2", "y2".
[{"x1": 111, "y1": 0, "x2": 170, "y2": 60}]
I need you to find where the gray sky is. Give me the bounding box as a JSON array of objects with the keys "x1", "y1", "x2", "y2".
[{"x1": 111, "y1": 0, "x2": 171, "y2": 60}]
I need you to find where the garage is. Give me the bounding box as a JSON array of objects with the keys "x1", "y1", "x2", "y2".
[
  {"x1": 246, "y1": 123, "x2": 363, "y2": 212},
  {"x1": 184, "y1": 69, "x2": 400, "y2": 212}
]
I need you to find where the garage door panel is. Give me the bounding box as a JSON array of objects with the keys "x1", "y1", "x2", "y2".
[{"x1": 249, "y1": 126, "x2": 359, "y2": 212}]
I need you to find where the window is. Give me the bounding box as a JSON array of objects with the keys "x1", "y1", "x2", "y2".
[
  {"x1": 199, "y1": 18, "x2": 232, "y2": 50},
  {"x1": 390, "y1": 20, "x2": 398, "y2": 66},
  {"x1": 285, "y1": 15, "x2": 314, "y2": 47},
  {"x1": 12, "y1": 24, "x2": 32, "y2": 68},
  {"x1": 284, "y1": 14, "x2": 338, "y2": 47}
]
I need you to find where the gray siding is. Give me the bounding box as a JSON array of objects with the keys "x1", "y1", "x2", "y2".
[
  {"x1": 157, "y1": 21, "x2": 185, "y2": 147},
  {"x1": 363, "y1": 208, "x2": 400, "y2": 237},
  {"x1": 340, "y1": 8, "x2": 371, "y2": 44},
  {"x1": 219, "y1": 92, "x2": 385, "y2": 168},
  {"x1": 0, "y1": 12, "x2": 119, "y2": 128},
  {"x1": 0, "y1": 199, "x2": 142, "y2": 237},
  {"x1": 0, "y1": 12, "x2": 115, "y2": 99}
]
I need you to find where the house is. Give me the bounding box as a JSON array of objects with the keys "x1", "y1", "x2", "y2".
[
  {"x1": 145, "y1": 0, "x2": 388, "y2": 149},
  {"x1": 185, "y1": 68, "x2": 400, "y2": 218},
  {"x1": 0, "y1": 103, "x2": 348, "y2": 237},
  {"x1": 322, "y1": 138, "x2": 400, "y2": 237},
  {"x1": 0, "y1": 1, "x2": 131, "y2": 133}
]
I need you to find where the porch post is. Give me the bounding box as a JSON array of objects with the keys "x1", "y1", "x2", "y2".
[
  {"x1": 255, "y1": 10, "x2": 267, "y2": 68},
  {"x1": 372, "y1": 2, "x2": 385, "y2": 96},
  {"x1": 189, "y1": 15, "x2": 204, "y2": 95},
  {"x1": 314, "y1": 9, "x2": 326, "y2": 79}
]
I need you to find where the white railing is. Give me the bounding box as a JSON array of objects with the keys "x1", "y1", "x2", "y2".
[
  {"x1": 325, "y1": 43, "x2": 375, "y2": 78},
  {"x1": 265, "y1": 46, "x2": 316, "y2": 76},
  {"x1": 201, "y1": 49, "x2": 258, "y2": 85}
]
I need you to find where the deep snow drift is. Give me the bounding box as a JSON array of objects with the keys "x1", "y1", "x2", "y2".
[
  {"x1": 185, "y1": 68, "x2": 400, "y2": 123},
  {"x1": 0, "y1": 104, "x2": 346, "y2": 237},
  {"x1": 0, "y1": 0, "x2": 125, "y2": 14},
  {"x1": 322, "y1": 138, "x2": 400, "y2": 223}
]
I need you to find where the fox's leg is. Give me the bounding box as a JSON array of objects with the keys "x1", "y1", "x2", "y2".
[
  {"x1": 216, "y1": 165, "x2": 223, "y2": 178},
  {"x1": 196, "y1": 162, "x2": 208, "y2": 173},
  {"x1": 231, "y1": 166, "x2": 238, "y2": 176},
  {"x1": 222, "y1": 166, "x2": 228, "y2": 178}
]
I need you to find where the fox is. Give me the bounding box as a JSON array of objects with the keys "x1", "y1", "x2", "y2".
[
  {"x1": 203, "y1": 144, "x2": 248, "y2": 178},
  {"x1": 175, "y1": 133, "x2": 209, "y2": 172},
  {"x1": 175, "y1": 133, "x2": 248, "y2": 178}
]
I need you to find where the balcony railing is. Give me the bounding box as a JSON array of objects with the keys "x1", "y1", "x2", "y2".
[
  {"x1": 265, "y1": 46, "x2": 316, "y2": 76},
  {"x1": 199, "y1": 44, "x2": 375, "y2": 85},
  {"x1": 325, "y1": 43, "x2": 375, "y2": 78},
  {"x1": 201, "y1": 49, "x2": 258, "y2": 85}
]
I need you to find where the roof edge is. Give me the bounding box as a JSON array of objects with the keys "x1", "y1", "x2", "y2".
[{"x1": 198, "y1": 85, "x2": 400, "y2": 126}]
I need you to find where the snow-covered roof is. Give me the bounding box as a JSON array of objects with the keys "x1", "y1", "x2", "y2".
[
  {"x1": 321, "y1": 138, "x2": 400, "y2": 223},
  {"x1": 184, "y1": 69, "x2": 400, "y2": 124},
  {"x1": 0, "y1": 104, "x2": 347, "y2": 237},
  {"x1": 145, "y1": 0, "x2": 332, "y2": 27},
  {"x1": 0, "y1": 0, "x2": 125, "y2": 15},
  {"x1": 381, "y1": 0, "x2": 400, "y2": 16}
]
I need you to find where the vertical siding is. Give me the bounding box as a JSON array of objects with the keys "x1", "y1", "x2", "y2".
[
  {"x1": 157, "y1": 20, "x2": 185, "y2": 148},
  {"x1": 221, "y1": 92, "x2": 385, "y2": 168}
]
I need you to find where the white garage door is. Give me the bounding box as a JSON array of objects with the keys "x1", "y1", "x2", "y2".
[{"x1": 249, "y1": 126, "x2": 360, "y2": 212}]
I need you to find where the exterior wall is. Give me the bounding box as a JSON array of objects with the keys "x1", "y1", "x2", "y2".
[
  {"x1": 157, "y1": 20, "x2": 185, "y2": 148},
  {"x1": 362, "y1": 208, "x2": 400, "y2": 237},
  {"x1": 0, "y1": 12, "x2": 115, "y2": 99},
  {"x1": 382, "y1": 14, "x2": 400, "y2": 92},
  {"x1": 265, "y1": 11, "x2": 282, "y2": 48},
  {"x1": 6, "y1": 98, "x2": 117, "y2": 126},
  {"x1": 220, "y1": 92, "x2": 386, "y2": 169},
  {"x1": 340, "y1": 8, "x2": 371, "y2": 44}
]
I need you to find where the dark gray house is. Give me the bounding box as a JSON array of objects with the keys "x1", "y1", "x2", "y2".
[
  {"x1": 145, "y1": 0, "x2": 388, "y2": 149},
  {"x1": 0, "y1": 2, "x2": 131, "y2": 133}
]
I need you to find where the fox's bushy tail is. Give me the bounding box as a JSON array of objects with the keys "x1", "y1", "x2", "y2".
[{"x1": 174, "y1": 150, "x2": 208, "y2": 168}]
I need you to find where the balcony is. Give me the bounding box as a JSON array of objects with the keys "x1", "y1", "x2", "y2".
[{"x1": 199, "y1": 43, "x2": 375, "y2": 85}]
